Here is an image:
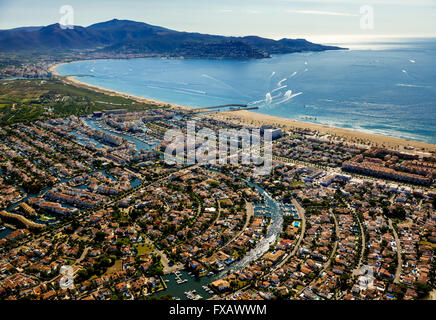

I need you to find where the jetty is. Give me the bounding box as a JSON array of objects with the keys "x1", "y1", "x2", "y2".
[
  {"x1": 174, "y1": 271, "x2": 188, "y2": 284},
  {"x1": 196, "y1": 104, "x2": 248, "y2": 111},
  {"x1": 186, "y1": 104, "x2": 258, "y2": 117}
]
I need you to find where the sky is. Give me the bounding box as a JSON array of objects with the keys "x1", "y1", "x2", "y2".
[{"x1": 0, "y1": 0, "x2": 435, "y2": 43}]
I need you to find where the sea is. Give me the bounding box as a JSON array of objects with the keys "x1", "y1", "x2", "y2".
[{"x1": 55, "y1": 38, "x2": 436, "y2": 144}]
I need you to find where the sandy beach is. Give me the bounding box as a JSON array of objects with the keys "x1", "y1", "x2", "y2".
[
  {"x1": 49, "y1": 63, "x2": 436, "y2": 154},
  {"x1": 208, "y1": 110, "x2": 436, "y2": 153},
  {"x1": 49, "y1": 62, "x2": 191, "y2": 110}
]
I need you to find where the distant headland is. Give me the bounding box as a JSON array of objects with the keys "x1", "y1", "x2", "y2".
[{"x1": 0, "y1": 19, "x2": 345, "y2": 59}]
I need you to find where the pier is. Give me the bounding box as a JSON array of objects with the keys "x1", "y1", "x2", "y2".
[
  {"x1": 174, "y1": 270, "x2": 188, "y2": 284},
  {"x1": 186, "y1": 104, "x2": 258, "y2": 117},
  {"x1": 196, "y1": 104, "x2": 248, "y2": 111}
]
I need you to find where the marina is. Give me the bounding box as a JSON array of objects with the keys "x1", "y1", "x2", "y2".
[
  {"x1": 154, "y1": 269, "x2": 214, "y2": 300},
  {"x1": 85, "y1": 119, "x2": 158, "y2": 155}
]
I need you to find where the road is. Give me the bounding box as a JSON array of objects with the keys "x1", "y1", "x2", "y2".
[
  {"x1": 274, "y1": 198, "x2": 306, "y2": 270},
  {"x1": 347, "y1": 201, "x2": 366, "y2": 276},
  {"x1": 296, "y1": 209, "x2": 339, "y2": 297},
  {"x1": 355, "y1": 212, "x2": 366, "y2": 272},
  {"x1": 74, "y1": 246, "x2": 91, "y2": 266},
  {"x1": 322, "y1": 211, "x2": 339, "y2": 272},
  {"x1": 220, "y1": 201, "x2": 254, "y2": 251},
  {"x1": 389, "y1": 218, "x2": 403, "y2": 283}
]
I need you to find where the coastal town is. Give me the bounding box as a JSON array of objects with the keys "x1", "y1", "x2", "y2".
[
  {"x1": 0, "y1": 103, "x2": 434, "y2": 301},
  {"x1": 0, "y1": 6, "x2": 435, "y2": 320}
]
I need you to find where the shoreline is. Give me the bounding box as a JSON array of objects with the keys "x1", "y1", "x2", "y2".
[
  {"x1": 49, "y1": 62, "x2": 436, "y2": 153},
  {"x1": 207, "y1": 111, "x2": 436, "y2": 153},
  {"x1": 49, "y1": 62, "x2": 192, "y2": 110}
]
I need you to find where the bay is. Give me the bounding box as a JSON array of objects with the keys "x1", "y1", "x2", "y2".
[{"x1": 56, "y1": 39, "x2": 436, "y2": 144}]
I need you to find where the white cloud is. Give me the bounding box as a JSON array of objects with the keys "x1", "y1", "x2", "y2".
[
  {"x1": 218, "y1": 9, "x2": 233, "y2": 14},
  {"x1": 286, "y1": 9, "x2": 358, "y2": 17}
]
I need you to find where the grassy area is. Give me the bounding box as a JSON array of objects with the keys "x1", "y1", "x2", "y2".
[
  {"x1": 136, "y1": 243, "x2": 154, "y2": 255},
  {"x1": 0, "y1": 78, "x2": 164, "y2": 125},
  {"x1": 105, "y1": 259, "x2": 123, "y2": 275}
]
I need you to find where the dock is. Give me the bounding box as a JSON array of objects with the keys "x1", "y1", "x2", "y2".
[
  {"x1": 174, "y1": 271, "x2": 188, "y2": 284},
  {"x1": 185, "y1": 104, "x2": 258, "y2": 117}
]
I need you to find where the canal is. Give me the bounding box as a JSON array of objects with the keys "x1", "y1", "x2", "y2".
[
  {"x1": 85, "y1": 119, "x2": 158, "y2": 154},
  {"x1": 154, "y1": 179, "x2": 289, "y2": 299},
  {"x1": 213, "y1": 180, "x2": 285, "y2": 278},
  {"x1": 0, "y1": 168, "x2": 141, "y2": 240},
  {"x1": 0, "y1": 119, "x2": 154, "y2": 240}
]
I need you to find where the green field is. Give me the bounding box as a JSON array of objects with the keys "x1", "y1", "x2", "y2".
[
  {"x1": 0, "y1": 78, "x2": 165, "y2": 125},
  {"x1": 136, "y1": 243, "x2": 154, "y2": 255}
]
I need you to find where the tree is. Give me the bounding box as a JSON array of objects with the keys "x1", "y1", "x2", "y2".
[
  {"x1": 95, "y1": 231, "x2": 105, "y2": 242},
  {"x1": 391, "y1": 206, "x2": 406, "y2": 220},
  {"x1": 415, "y1": 282, "x2": 431, "y2": 298}
]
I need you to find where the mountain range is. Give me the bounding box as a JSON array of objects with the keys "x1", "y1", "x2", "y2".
[{"x1": 0, "y1": 19, "x2": 345, "y2": 59}]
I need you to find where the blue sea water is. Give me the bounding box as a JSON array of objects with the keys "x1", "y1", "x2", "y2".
[{"x1": 56, "y1": 39, "x2": 436, "y2": 144}]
